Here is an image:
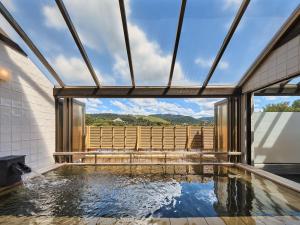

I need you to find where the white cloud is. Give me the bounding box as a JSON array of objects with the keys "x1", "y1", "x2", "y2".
[
  {"x1": 51, "y1": 54, "x2": 115, "y2": 85},
  {"x1": 110, "y1": 98, "x2": 215, "y2": 118},
  {"x1": 42, "y1": 0, "x2": 190, "y2": 85},
  {"x1": 194, "y1": 57, "x2": 229, "y2": 70},
  {"x1": 79, "y1": 98, "x2": 114, "y2": 114},
  {"x1": 43, "y1": 5, "x2": 65, "y2": 30},
  {"x1": 263, "y1": 96, "x2": 280, "y2": 101},
  {"x1": 223, "y1": 0, "x2": 242, "y2": 10},
  {"x1": 51, "y1": 55, "x2": 92, "y2": 84},
  {"x1": 111, "y1": 99, "x2": 194, "y2": 116},
  {"x1": 263, "y1": 96, "x2": 289, "y2": 101},
  {"x1": 185, "y1": 99, "x2": 221, "y2": 117}
]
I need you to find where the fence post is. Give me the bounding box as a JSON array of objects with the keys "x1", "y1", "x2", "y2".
[
  {"x1": 162, "y1": 126, "x2": 165, "y2": 150},
  {"x1": 188, "y1": 126, "x2": 191, "y2": 150},
  {"x1": 124, "y1": 126, "x2": 127, "y2": 150},
  {"x1": 201, "y1": 126, "x2": 204, "y2": 150},
  {"x1": 173, "y1": 126, "x2": 176, "y2": 151},
  {"x1": 100, "y1": 126, "x2": 102, "y2": 149},
  {"x1": 86, "y1": 126, "x2": 90, "y2": 149},
  {"x1": 136, "y1": 126, "x2": 140, "y2": 151},
  {"x1": 150, "y1": 126, "x2": 152, "y2": 150}
]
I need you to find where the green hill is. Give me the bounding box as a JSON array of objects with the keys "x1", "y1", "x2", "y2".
[{"x1": 86, "y1": 113, "x2": 213, "y2": 126}]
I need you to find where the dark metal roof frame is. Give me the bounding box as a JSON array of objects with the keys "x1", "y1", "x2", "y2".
[
  {"x1": 53, "y1": 86, "x2": 235, "y2": 98},
  {"x1": 254, "y1": 84, "x2": 300, "y2": 96},
  {"x1": 252, "y1": 74, "x2": 300, "y2": 95},
  {"x1": 55, "y1": 0, "x2": 101, "y2": 87},
  {"x1": 167, "y1": 0, "x2": 187, "y2": 87},
  {"x1": 4, "y1": 0, "x2": 299, "y2": 99},
  {"x1": 199, "y1": 0, "x2": 250, "y2": 94},
  {"x1": 119, "y1": 0, "x2": 135, "y2": 87},
  {"x1": 0, "y1": 31, "x2": 27, "y2": 56},
  {"x1": 0, "y1": 2, "x2": 65, "y2": 87}
]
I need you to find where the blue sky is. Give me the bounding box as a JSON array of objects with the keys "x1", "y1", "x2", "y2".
[{"x1": 0, "y1": 0, "x2": 299, "y2": 117}]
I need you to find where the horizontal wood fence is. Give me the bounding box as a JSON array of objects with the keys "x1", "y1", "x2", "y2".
[{"x1": 86, "y1": 126, "x2": 215, "y2": 150}]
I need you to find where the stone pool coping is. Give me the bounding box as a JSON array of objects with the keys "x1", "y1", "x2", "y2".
[
  {"x1": 236, "y1": 163, "x2": 300, "y2": 193},
  {"x1": 0, "y1": 215, "x2": 300, "y2": 225}
]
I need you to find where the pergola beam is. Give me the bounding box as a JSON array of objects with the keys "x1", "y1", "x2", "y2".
[
  {"x1": 55, "y1": 0, "x2": 101, "y2": 87},
  {"x1": 199, "y1": 0, "x2": 250, "y2": 94},
  {"x1": 255, "y1": 84, "x2": 300, "y2": 96},
  {"x1": 119, "y1": 0, "x2": 135, "y2": 87},
  {"x1": 0, "y1": 2, "x2": 65, "y2": 87},
  {"x1": 167, "y1": 0, "x2": 187, "y2": 87},
  {"x1": 54, "y1": 86, "x2": 235, "y2": 98}
]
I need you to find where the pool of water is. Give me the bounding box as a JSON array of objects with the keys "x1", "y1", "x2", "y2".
[{"x1": 0, "y1": 165, "x2": 300, "y2": 218}]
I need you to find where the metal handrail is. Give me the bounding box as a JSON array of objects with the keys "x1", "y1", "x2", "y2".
[
  {"x1": 53, "y1": 151, "x2": 241, "y2": 165},
  {"x1": 53, "y1": 151, "x2": 242, "y2": 156}
]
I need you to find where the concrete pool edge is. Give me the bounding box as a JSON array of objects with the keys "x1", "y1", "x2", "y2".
[{"x1": 236, "y1": 163, "x2": 300, "y2": 193}]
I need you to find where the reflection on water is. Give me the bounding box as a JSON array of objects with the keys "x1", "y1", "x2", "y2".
[{"x1": 0, "y1": 165, "x2": 300, "y2": 218}]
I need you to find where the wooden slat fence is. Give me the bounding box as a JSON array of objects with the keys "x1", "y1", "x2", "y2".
[{"x1": 86, "y1": 126, "x2": 215, "y2": 150}]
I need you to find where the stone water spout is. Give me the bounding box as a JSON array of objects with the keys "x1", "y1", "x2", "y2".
[{"x1": 0, "y1": 155, "x2": 31, "y2": 188}]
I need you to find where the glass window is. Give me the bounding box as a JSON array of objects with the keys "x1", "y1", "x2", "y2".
[
  {"x1": 63, "y1": 0, "x2": 131, "y2": 86},
  {"x1": 2, "y1": 0, "x2": 95, "y2": 86},
  {"x1": 210, "y1": 0, "x2": 300, "y2": 85},
  {"x1": 172, "y1": 0, "x2": 238, "y2": 86},
  {"x1": 0, "y1": 13, "x2": 58, "y2": 86},
  {"x1": 127, "y1": 0, "x2": 181, "y2": 86}
]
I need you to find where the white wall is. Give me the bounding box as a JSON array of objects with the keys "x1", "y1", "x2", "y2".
[
  {"x1": 0, "y1": 39, "x2": 55, "y2": 170},
  {"x1": 253, "y1": 112, "x2": 300, "y2": 164}
]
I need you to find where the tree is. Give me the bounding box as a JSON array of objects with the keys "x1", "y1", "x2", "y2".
[
  {"x1": 263, "y1": 102, "x2": 291, "y2": 112},
  {"x1": 263, "y1": 99, "x2": 300, "y2": 112},
  {"x1": 291, "y1": 99, "x2": 300, "y2": 112}
]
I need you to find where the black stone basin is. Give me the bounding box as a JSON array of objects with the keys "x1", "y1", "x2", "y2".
[{"x1": 0, "y1": 155, "x2": 31, "y2": 187}]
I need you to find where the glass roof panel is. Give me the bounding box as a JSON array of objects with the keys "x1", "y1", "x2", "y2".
[
  {"x1": 172, "y1": 0, "x2": 239, "y2": 86},
  {"x1": 287, "y1": 76, "x2": 300, "y2": 84},
  {"x1": 210, "y1": 0, "x2": 300, "y2": 85},
  {"x1": 2, "y1": 0, "x2": 95, "y2": 86},
  {"x1": 0, "y1": 13, "x2": 58, "y2": 86},
  {"x1": 63, "y1": 0, "x2": 131, "y2": 86},
  {"x1": 127, "y1": 0, "x2": 181, "y2": 86}
]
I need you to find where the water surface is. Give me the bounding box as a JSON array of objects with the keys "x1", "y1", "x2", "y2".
[{"x1": 0, "y1": 165, "x2": 300, "y2": 218}]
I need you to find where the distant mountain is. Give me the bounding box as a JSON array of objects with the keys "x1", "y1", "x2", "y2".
[
  {"x1": 151, "y1": 114, "x2": 214, "y2": 125},
  {"x1": 86, "y1": 113, "x2": 214, "y2": 126},
  {"x1": 150, "y1": 114, "x2": 198, "y2": 124}
]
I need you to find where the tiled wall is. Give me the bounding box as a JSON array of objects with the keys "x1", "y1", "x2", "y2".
[
  {"x1": 0, "y1": 40, "x2": 55, "y2": 171},
  {"x1": 243, "y1": 35, "x2": 300, "y2": 92}
]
